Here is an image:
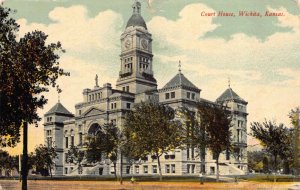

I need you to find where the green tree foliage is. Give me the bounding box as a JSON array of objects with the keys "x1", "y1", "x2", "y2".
[
  {"x1": 0, "y1": 6, "x2": 68, "y2": 147},
  {"x1": 86, "y1": 123, "x2": 121, "y2": 179},
  {"x1": 34, "y1": 144, "x2": 57, "y2": 177},
  {"x1": 251, "y1": 120, "x2": 293, "y2": 180},
  {"x1": 197, "y1": 103, "x2": 232, "y2": 182},
  {"x1": 66, "y1": 146, "x2": 85, "y2": 174},
  {"x1": 289, "y1": 108, "x2": 300, "y2": 175},
  {"x1": 123, "y1": 102, "x2": 183, "y2": 181},
  {"x1": 248, "y1": 151, "x2": 270, "y2": 173}
]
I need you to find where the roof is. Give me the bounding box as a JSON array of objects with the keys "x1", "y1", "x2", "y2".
[
  {"x1": 126, "y1": 0, "x2": 147, "y2": 30},
  {"x1": 161, "y1": 72, "x2": 200, "y2": 92},
  {"x1": 126, "y1": 14, "x2": 147, "y2": 29},
  {"x1": 216, "y1": 87, "x2": 247, "y2": 104},
  {"x1": 45, "y1": 102, "x2": 73, "y2": 116}
]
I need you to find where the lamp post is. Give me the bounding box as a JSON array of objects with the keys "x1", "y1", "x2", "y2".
[{"x1": 21, "y1": 121, "x2": 28, "y2": 190}]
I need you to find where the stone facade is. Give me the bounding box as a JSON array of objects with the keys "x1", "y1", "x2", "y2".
[{"x1": 44, "y1": 1, "x2": 248, "y2": 176}]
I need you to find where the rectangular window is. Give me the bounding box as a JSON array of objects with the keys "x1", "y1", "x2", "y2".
[
  {"x1": 152, "y1": 165, "x2": 157, "y2": 173},
  {"x1": 226, "y1": 149, "x2": 230, "y2": 160},
  {"x1": 135, "y1": 166, "x2": 139, "y2": 174},
  {"x1": 187, "y1": 92, "x2": 190, "y2": 99},
  {"x1": 210, "y1": 167, "x2": 215, "y2": 175},
  {"x1": 70, "y1": 167, "x2": 73, "y2": 172},
  {"x1": 187, "y1": 164, "x2": 190, "y2": 173},
  {"x1": 65, "y1": 137, "x2": 68, "y2": 148},
  {"x1": 71, "y1": 136, "x2": 74, "y2": 147},
  {"x1": 126, "y1": 103, "x2": 131, "y2": 109},
  {"x1": 123, "y1": 87, "x2": 125, "y2": 91},
  {"x1": 79, "y1": 110, "x2": 81, "y2": 115},
  {"x1": 165, "y1": 93, "x2": 170, "y2": 100},
  {"x1": 65, "y1": 153, "x2": 68, "y2": 163},
  {"x1": 191, "y1": 164, "x2": 195, "y2": 173},
  {"x1": 111, "y1": 103, "x2": 113, "y2": 109},
  {"x1": 213, "y1": 152, "x2": 218, "y2": 160},
  {"x1": 171, "y1": 92, "x2": 175, "y2": 98},
  {"x1": 79, "y1": 133, "x2": 83, "y2": 146},
  {"x1": 111, "y1": 119, "x2": 116, "y2": 125},
  {"x1": 144, "y1": 166, "x2": 148, "y2": 174},
  {"x1": 126, "y1": 166, "x2": 130, "y2": 174},
  {"x1": 126, "y1": 86, "x2": 129, "y2": 92},
  {"x1": 114, "y1": 103, "x2": 117, "y2": 109},
  {"x1": 165, "y1": 164, "x2": 170, "y2": 173},
  {"x1": 65, "y1": 168, "x2": 68, "y2": 174},
  {"x1": 171, "y1": 164, "x2": 176, "y2": 173},
  {"x1": 191, "y1": 93, "x2": 195, "y2": 100}
]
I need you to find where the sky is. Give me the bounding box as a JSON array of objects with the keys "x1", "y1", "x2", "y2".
[{"x1": 2, "y1": 0, "x2": 300, "y2": 154}]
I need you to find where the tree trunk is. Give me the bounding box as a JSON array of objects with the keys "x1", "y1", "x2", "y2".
[
  {"x1": 22, "y1": 122, "x2": 28, "y2": 190},
  {"x1": 200, "y1": 147, "x2": 205, "y2": 184},
  {"x1": 274, "y1": 155, "x2": 277, "y2": 182},
  {"x1": 157, "y1": 153, "x2": 163, "y2": 181},
  {"x1": 113, "y1": 162, "x2": 117, "y2": 180},
  {"x1": 216, "y1": 155, "x2": 220, "y2": 182},
  {"x1": 49, "y1": 165, "x2": 52, "y2": 178},
  {"x1": 120, "y1": 153, "x2": 123, "y2": 185}
]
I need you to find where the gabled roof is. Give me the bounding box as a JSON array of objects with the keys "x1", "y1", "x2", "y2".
[
  {"x1": 161, "y1": 72, "x2": 200, "y2": 92},
  {"x1": 216, "y1": 87, "x2": 247, "y2": 104},
  {"x1": 45, "y1": 102, "x2": 73, "y2": 116}
]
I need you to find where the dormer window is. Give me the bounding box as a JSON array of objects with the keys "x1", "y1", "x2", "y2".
[
  {"x1": 191, "y1": 93, "x2": 195, "y2": 100},
  {"x1": 165, "y1": 93, "x2": 170, "y2": 100}
]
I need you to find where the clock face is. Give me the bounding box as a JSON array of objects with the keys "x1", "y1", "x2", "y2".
[
  {"x1": 141, "y1": 39, "x2": 148, "y2": 49},
  {"x1": 125, "y1": 39, "x2": 131, "y2": 49}
]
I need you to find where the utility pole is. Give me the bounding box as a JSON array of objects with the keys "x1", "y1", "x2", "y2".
[{"x1": 22, "y1": 122, "x2": 28, "y2": 190}]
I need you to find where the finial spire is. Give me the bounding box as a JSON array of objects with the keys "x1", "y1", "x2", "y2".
[
  {"x1": 132, "y1": 0, "x2": 141, "y2": 14},
  {"x1": 95, "y1": 74, "x2": 99, "y2": 88},
  {"x1": 56, "y1": 85, "x2": 62, "y2": 103},
  {"x1": 178, "y1": 60, "x2": 181, "y2": 73},
  {"x1": 228, "y1": 77, "x2": 231, "y2": 88}
]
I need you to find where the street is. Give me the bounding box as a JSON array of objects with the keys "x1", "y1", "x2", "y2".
[{"x1": 0, "y1": 180, "x2": 299, "y2": 190}]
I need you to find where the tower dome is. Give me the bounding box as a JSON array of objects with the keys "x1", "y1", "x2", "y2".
[{"x1": 126, "y1": 0, "x2": 147, "y2": 30}]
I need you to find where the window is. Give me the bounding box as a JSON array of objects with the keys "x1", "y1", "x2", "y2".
[
  {"x1": 171, "y1": 164, "x2": 176, "y2": 173},
  {"x1": 165, "y1": 93, "x2": 170, "y2": 100},
  {"x1": 47, "y1": 137, "x2": 52, "y2": 147},
  {"x1": 126, "y1": 103, "x2": 131, "y2": 109},
  {"x1": 99, "y1": 168, "x2": 103, "y2": 175},
  {"x1": 152, "y1": 165, "x2": 157, "y2": 173},
  {"x1": 114, "y1": 103, "x2": 117, "y2": 109},
  {"x1": 213, "y1": 152, "x2": 218, "y2": 160},
  {"x1": 165, "y1": 164, "x2": 170, "y2": 173},
  {"x1": 226, "y1": 149, "x2": 230, "y2": 160},
  {"x1": 65, "y1": 153, "x2": 68, "y2": 163},
  {"x1": 65, "y1": 168, "x2": 68, "y2": 174},
  {"x1": 210, "y1": 167, "x2": 215, "y2": 174},
  {"x1": 164, "y1": 155, "x2": 169, "y2": 159},
  {"x1": 71, "y1": 136, "x2": 74, "y2": 147},
  {"x1": 191, "y1": 93, "x2": 195, "y2": 100},
  {"x1": 135, "y1": 166, "x2": 139, "y2": 174},
  {"x1": 111, "y1": 103, "x2": 117, "y2": 110},
  {"x1": 79, "y1": 133, "x2": 83, "y2": 146},
  {"x1": 79, "y1": 110, "x2": 81, "y2": 115},
  {"x1": 126, "y1": 166, "x2": 130, "y2": 174},
  {"x1": 70, "y1": 167, "x2": 73, "y2": 172},
  {"x1": 89, "y1": 95, "x2": 91, "y2": 101},
  {"x1": 170, "y1": 155, "x2": 175, "y2": 159},
  {"x1": 238, "y1": 120, "x2": 244, "y2": 128},
  {"x1": 171, "y1": 92, "x2": 175, "y2": 98},
  {"x1": 65, "y1": 137, "x2": 68, "y2": 148},
  {"x1": 191, "y1": 164, "x2": 195, "y2": 174},
  {"x1": 123, "y1": 87, "x2": 125, "y2": 91},
  {"x1": 144, "y1": 166, "x2": 148, "y2": 174},
  {"x1": 126, "y1": 86, "x2": 129, "y2": 92},
  {"x1": 187, "y1": 92, "x2": 190, "y2": 99},
  {"x1": 187, "y1": 164, "x2": 190, "y2": 173}
]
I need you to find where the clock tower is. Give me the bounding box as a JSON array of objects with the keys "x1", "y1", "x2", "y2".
[{"x1": 116, "y1": 0, "x2": 157, "y2": 94}]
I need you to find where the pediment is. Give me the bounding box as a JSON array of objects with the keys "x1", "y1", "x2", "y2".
[{"x1": 83, "y1": 107, "x2": 104, "y2": 117}]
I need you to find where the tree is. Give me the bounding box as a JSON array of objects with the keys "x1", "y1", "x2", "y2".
[
  {"x1": 197, "y1": 103, "x2": 232, "y2": 182},
  {"x1": 289, "y1": 108, "x2": 300, "y2": 176},
  {"x1": 250, "y1": 120, "x2": 291, "y2": 181},
  {"x1": 0, "y1": 5, "x2": 68, "y2": 189},
  {"x1": 34, "y1": 144, "x2": 57, "y2": 177},
  {"x1": 86, "y1": 123, "x2": 121, "y2": 179},
  {"x1": 123, "y1": 102, "x2": 183, "y2": 181},
  {"x1": 66, "y1": 146, "x2": 85, "y2": 175}
]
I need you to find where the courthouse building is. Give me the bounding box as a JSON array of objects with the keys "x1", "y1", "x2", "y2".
[{"x1": 44, "y1": 1, "x2": 248, "y2": 176}]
